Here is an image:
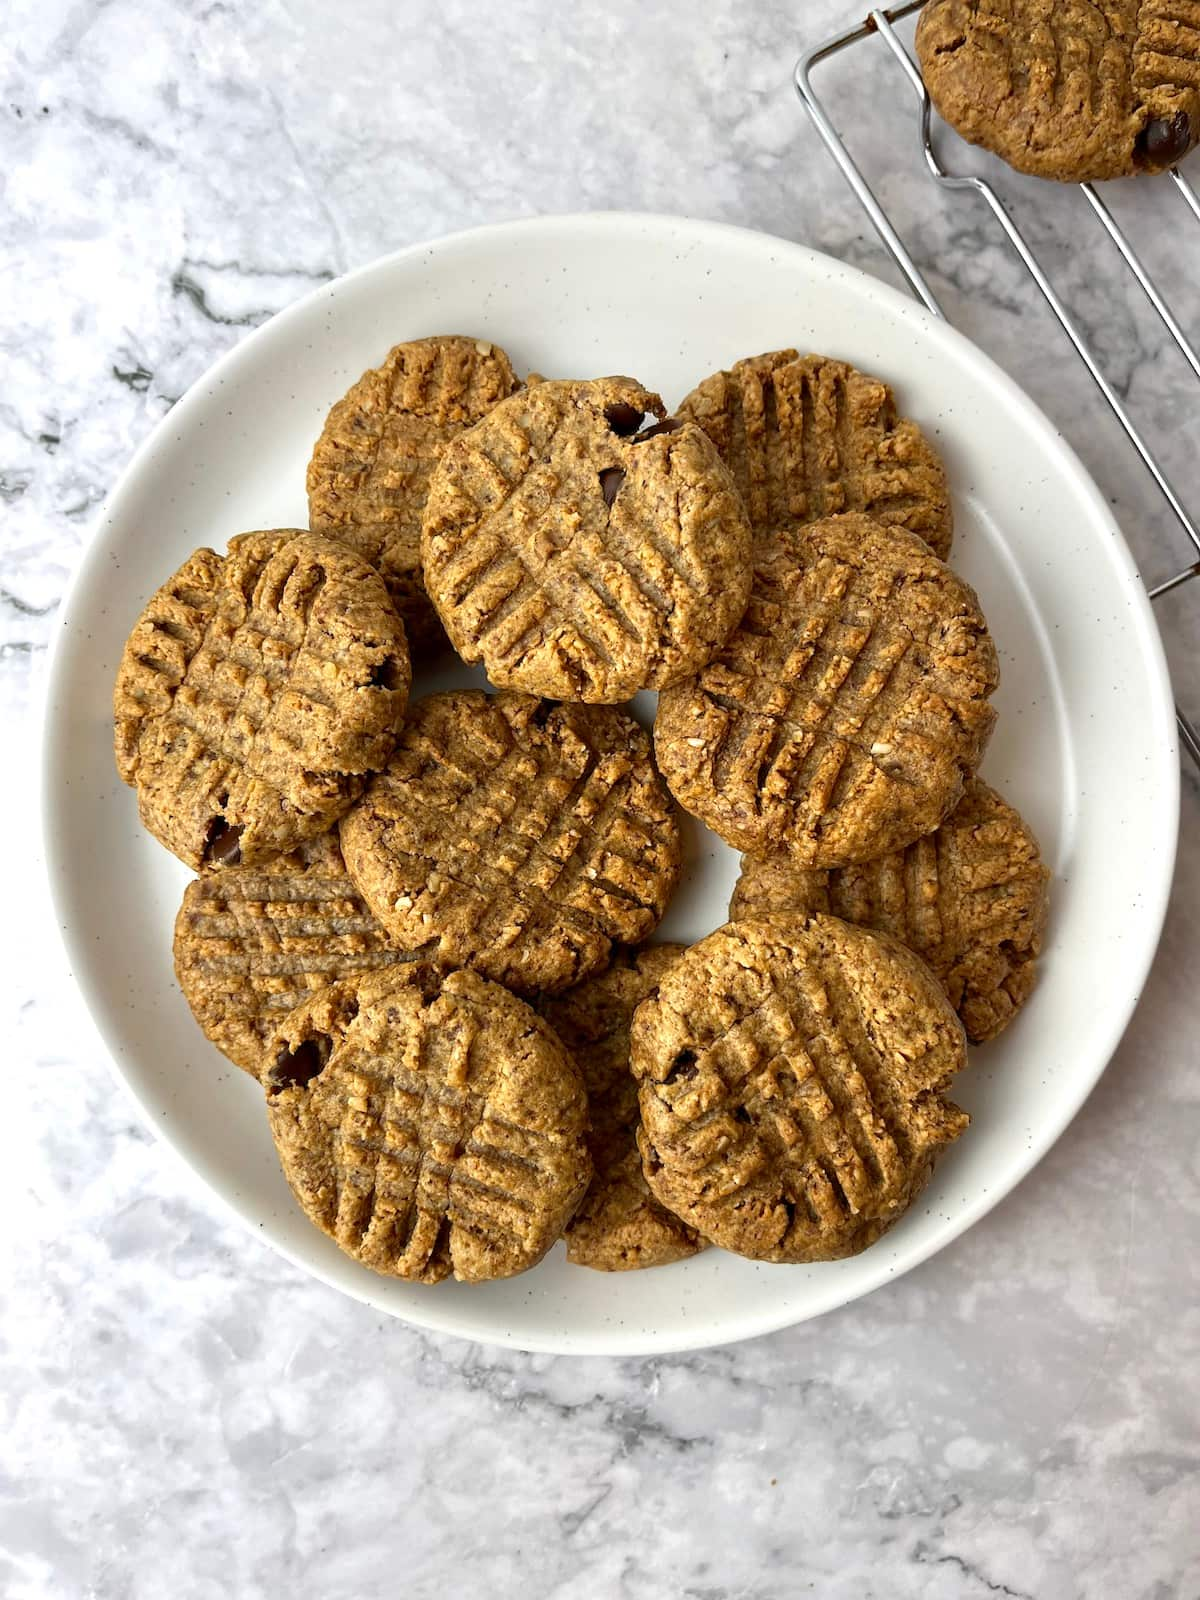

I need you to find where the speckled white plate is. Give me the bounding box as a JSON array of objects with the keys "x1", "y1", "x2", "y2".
[{"x1": 42, "y1": 213, "x2": 1178, "y2": 1355}]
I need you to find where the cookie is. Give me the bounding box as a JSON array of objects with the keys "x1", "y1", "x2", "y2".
[
  {"x1": 174, "y1": 832, "x2": 408, "y2": 1075},
  {"x1": 307, "y1": 335, "x2": 520, "y2": 655},
  {"x1": 539, "y1": 945, "x2": 705, "y2": 1271},
  {"x1": 113, "y1": 530, "x2": 410, "y2": 870},
  {"x1": 265, "y1": 967, "x2": 590, "y2": 1284},
  {"x1": 654, "y1": 513, "x2": 998, "y2": 867},
  {"x1": 917, "y1": 0, "x2": 1200, "y2": 182},
  {"x1": 421, "y1": 376, "x2": 753, "y2": 702},
  {"x1": 631, "y1": 916, "x2": 968, "y2": 1264},
  {"x1": 340, "y1": 690, "x2": 682, "y2": 996},
  {"x1": 676, "y1": 350, "x2": 953, "y2": 560},
  {"x1": 731, "y1": 779, "x2": 1050, "y2": 1044}
]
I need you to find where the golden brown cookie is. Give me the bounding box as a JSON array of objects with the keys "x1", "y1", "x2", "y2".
[
  {"x1": 539, "y1": 945, "x2": 705, "y2": 1271},
  {"x1": 631, "y1": 916, "x2": 968, "y2": 1264},
  {"x1": 421, "y1": 376, "x2": 753, "y2": 702},
  {"x1": 654, "y1": 513, "x2": 998, "y2": 867},
  {"x1": 307, "y1": 336, "x2": 520, "y2": 655},
  {"x1": 265, "y1": 967, "x2": 590, "y2": 1284},
  {"x1": 174, "y1": 832, "x2": 408, "y2": 1075},
  {"x1": 340, "y1": 690, "x2": 682, "y2": 996},
  {"x1": 731, "y1": 778, "x2": 1050, "y2": 1044},
  {"x1": 917, "y1": 0, "x2": 1200, "y2": 183},
  {"x1": 676, "y1": 350, "x2": 953, "y2": 560},
  {"x1": 113, "y1": 530, "x2": 410, "y2": 871}
]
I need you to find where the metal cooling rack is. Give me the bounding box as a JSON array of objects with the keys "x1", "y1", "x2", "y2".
[{"x1": 795, "y1": 1, "x2": 1200, "y2": 768}]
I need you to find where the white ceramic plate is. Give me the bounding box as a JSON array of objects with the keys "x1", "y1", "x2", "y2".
[{"x1": 43, "y1": 214, "x2": 1179, "y2": 1355}]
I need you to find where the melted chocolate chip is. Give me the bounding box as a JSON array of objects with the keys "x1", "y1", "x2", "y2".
[
  {"x1": 599, "y1": 466, "x2": 625, "y2": 508},
  {"x1": 368, "y1": 656, "x2": 405, "y2": 691},
  {"x1": 202, "y1": 817, "x2": 243, "y2": 867},
  {"x1": 634, "y1": 416, "x2": 684, "y2": 442},
  {"x1": 666, "y1": 1048, "x2": 698, "y2": 1084},
  {"x1": 604, "y1": 401, "x2": 645, "y2": 436},
  {"x1": 270, "y1": 1033, "x2": 331, "y2": 1091},
  {"x1": 1136, "y1": 110, "x2": 1191, "y2": 166}
]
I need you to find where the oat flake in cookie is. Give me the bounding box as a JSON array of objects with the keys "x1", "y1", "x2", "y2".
[
  {"x1": 307, "y1": 335, "x2": 520, "y2": 656},
  {"x1": 173, "y1": 832, "x2": 407, "y2": 1076},
  {"x1": 731, "y1": 778, "x2": 1050, "y2": 1045},
  {"x1": 654, "y1": 513, "x2": 998, "y2": 868},
  {"x1": 113, "y1": 530, "x2": 410, "y2": 871},
  {"x1": 676, "y1": 349, "x2": 953, "y2": 560},
  {"x1": 421, "y1": 376, "x2": 753, "y2": 702},
  {"x1": 339, "y1": 690, "x2": 682, "y2": 996},
  {"x1": 265, "y1": 968, "x2": 590, "y2": 1284},
  {"x1": 539, "y1": 945, "x2": 705, "y2": 1271},
  {"x1": 917, "y1": 0, "x2": 1200, "y2": 183},
  {"x1": 631, "y1": 916, "x2": 968, "y2": 1265}
]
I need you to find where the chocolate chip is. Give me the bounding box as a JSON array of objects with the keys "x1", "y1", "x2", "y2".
[
  {"x1": 604, "y1": 401, "x2": 645, "y2": 436},
  {"x1": 202, "y1": 817, "x2": 243, "y2": 867},
  {"x1": 666, "y1": 1047, "x2": 698, "y2": 1084},
  {"x1": 599, "y1": 466, "x2": 625, "y2": 508},
  {"x1": 270, "y1": 1033, "x2": 331, "y2": 1091},
  {"x1": 1136, "y1": 110, "x2": 1191, "y2": 166},
  {"x1": 634, "y1": 417, "x2": 684, "y2": 442},
  {"x1": 368, "y1": 656, "x2": 405, "y2": 691}
]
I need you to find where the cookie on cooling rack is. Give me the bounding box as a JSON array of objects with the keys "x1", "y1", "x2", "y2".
[
  {"x1": 917, "y1": 0, "x2": 1200, "y2": 182},
  {"x1": 677, "y1": 349, "x2": 953, "y2": 559},
  {"x1": 113, "y1": 530, "x2": 410, "y2": 870},
  {"x1": 539, "y1": 945, "x2": 706, "y2": 1271},
  {"x1": 731, "y1": 779, "x2": 1050, "y2": 1044},
  {"x1": 654, "y1": 512, "x2": 998, "y2": 868},
  {"x1": 339, "y1": 690, "x2": 682, "y2": 996},
  {"x1": 265, "y1": 967, "x2": 590, "y2": 1284},
  {"x1": 307, "y1": 335, "x2": 520, "y2": 656},
  {"x1": 421, "y1": 376, "x2": 753, "y2": 702},
  {"x1": 174, "y1": 832, "x2": 408, "y2": 1076},
  {"x1": 631, "y1": 915, "x2": 969, "y2": 1264}
]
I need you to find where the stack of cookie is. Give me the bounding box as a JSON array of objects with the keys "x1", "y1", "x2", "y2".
[{"x1": 114, "y1": 332, "x2": 1048, "y2": 1286}]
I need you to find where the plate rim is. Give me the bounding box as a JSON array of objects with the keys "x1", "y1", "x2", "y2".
[{"x1": 40, "y1": 210, "x2": 1181, "y2": 1355}]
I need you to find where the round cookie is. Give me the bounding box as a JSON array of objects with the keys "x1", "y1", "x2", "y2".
[
  {"x1": 731, "y1": 779, "x2": 1050, "y2": 1045},
  {"x1": 307, "y1": 335, "x2": 520, "y2": 655},
  {"x1": 916, "y1": 0, "x2": 1200, "y2": 183},
  {"x1": 113, "y1": 530, "x2": 410, "y2": 871},
  {"x1": 340, "y1": 690, "x2": 682, "y2": 996},
  {"x1": 654, "y1": 513, "x2": 998, "y2": 867},
  {"x1": 676, "y1": 349, "x2": 953, "y2": 560},
  {"x1": 174, "y1": 832, "x2": 409, "y2": 1076},
  {"x1": 265, "y1": 967, "x2": 590, "y2": 1284},
  {"x1": 421, "y1": 376, "x2": 753, "y2": 702},
  {"x1": 631, "y1": 916, "x2": 969, "y2": 1264},
  {"x1": 539, "y1": 945, "x2": 705, "y2": 1271}
]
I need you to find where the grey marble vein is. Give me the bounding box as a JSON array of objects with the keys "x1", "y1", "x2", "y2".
[{"x1": 3, "y1": 0, "x2": 1199, "y2": 1595}]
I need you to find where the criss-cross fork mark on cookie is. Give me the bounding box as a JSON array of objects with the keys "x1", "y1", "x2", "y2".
[
  {"x1": 173, "y1": 839, "x2": 404, "y2": 1074},
  {"x1": 731, "y1": 778, "x2": 1051, "y2": 1044},
  {"x1": 654, "y1": 514, "x2": 998, "y2": 866},
  {"x1": 267, "y1": 971, "x2": 589, "y2": 1283},
  {"x1": 633, "y1": 919, "x2": 968, "y2": 1263},
  {"x1": 677, "y1": 351, "x2": 953, "y2": 559},
  {"x1": 704, "y1": 554, "x2": 915, "y2": 803},
  {"x1": 341, "y1": 692, "x2": 681, "y2": 995},
  {"x1": 918, "y1": 0, "x2": 1200, "y2": 181},
  {"x1": 422, "y1": 377, "x2": 752, "y2": 702},
  {"x1": 114, "y1": 531, "x2": 408, "y2": 869},
  {"x1": 307, "y1": 337, "x2": 519, "y2": 650}
]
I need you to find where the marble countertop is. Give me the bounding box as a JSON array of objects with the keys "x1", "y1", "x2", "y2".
[{"x1": 6, "y1": 1, "x2": 1199, "y2": 1594}]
